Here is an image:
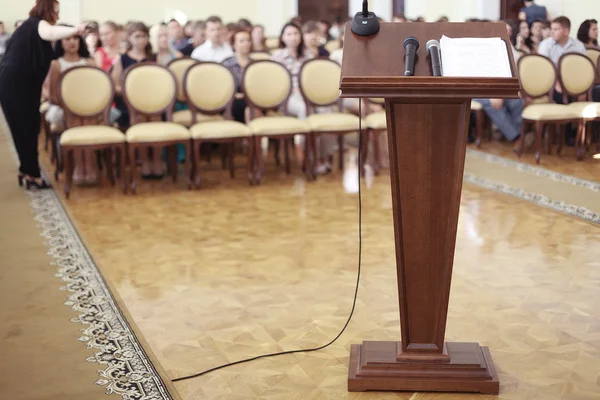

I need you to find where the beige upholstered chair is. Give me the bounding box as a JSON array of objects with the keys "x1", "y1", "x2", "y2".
[
  {"x1": 559, "y1": 53, "x2": 599, "y2": 159},
  {"x1": 167, "y1": 58, "x2": 223, "y2": 127},
  {"x1": 364, "y1": 98, "x2": 387, "y2": 174},
  {"x1": 299, "y1": 59, "x2": 361, "y2": 173},
  {"x1": 324, "y1": 40, "x2": 341, "y2": 54},
  {"x1": 243, "y1": 60, "x2": 312, "y2": 183},
  {"x1": 122, "y1": 63, "x2": 191, "y2": 193},
  {"x1": 57, "y1": 66, "x2": 126, "y2": 198},
  {"x1": 265, "y1": 37, "x2": 280, "y2": 50},
  {"x1": 517, "y1": 55, "x2": 581, "y2": 163},
  {"x1": 183, "y1": 62, "x2": 253, "y2": 187},
  {"x1": 470, "y1": 100, "x2": 491, "y2": 148},
  {"x1": 586, "y1": 47, "x2": 600, "y2": 73},
  {"x1": 249, "y1": 52, "x2": 271, "y2": 61}
]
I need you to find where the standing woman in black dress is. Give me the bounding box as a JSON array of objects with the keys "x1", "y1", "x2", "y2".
[{"x1": 0, "y1": 0, "x2": 82, "y2": 189}]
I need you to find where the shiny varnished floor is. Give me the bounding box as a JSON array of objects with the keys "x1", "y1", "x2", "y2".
[
  {"x1": 41, "y1": 150, "x2": 600, "y2": 399},
  {"x1": 471, "y1": 140, "x2": 599, "y2": 182}
]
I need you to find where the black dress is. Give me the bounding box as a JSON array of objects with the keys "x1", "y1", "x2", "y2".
[{"x1": 0, "y1": 17, "x2": 53, "y2": 178}]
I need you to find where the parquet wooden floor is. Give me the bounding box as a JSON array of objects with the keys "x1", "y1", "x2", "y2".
[{"x1": 41, "y1": 151, "x2": 600, "y2": 399}]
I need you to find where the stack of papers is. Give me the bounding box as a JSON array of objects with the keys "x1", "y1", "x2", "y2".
[{"x1": 439, "y1": 36, "x2": 512, "y2": 78}]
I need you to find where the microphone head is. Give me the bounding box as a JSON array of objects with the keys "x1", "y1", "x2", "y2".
[
  {"x1": 404, "y1": 36, "x2": 420, "y2": 50},
  {"x1": 426, "y1": 39, "x2": 440, "y2": 52}
]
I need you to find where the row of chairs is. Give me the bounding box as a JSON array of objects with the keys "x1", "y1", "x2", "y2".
[
  {"x1": 471, "y1": 51, "x2": 600, "y2": 162},
  {"x1": 53, "y1": 58, "x2": 387, "y2": 198}
]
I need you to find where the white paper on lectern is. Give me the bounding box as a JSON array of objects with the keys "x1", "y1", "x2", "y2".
[{"x1": 439, "y1": 36, "x2": 512, "y2": 78}]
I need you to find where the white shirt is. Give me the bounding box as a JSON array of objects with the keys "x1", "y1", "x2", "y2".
[
  {"x1": 191, "y1": 40, "x2": 234, "y2": 63},
  {"x1": 537, "y1": 37, "x2": 586, "y2": 66}
]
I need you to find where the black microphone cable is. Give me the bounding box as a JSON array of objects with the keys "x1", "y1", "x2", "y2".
[{"x1": 172, "y1": 100, "x2": 365, "y2": 383}]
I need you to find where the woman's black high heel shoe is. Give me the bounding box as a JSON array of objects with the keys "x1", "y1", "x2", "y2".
[
  {"x1": 18, "y1": 173, "x2": 25, "y2": 187},
  {"x1": 24, "y1": 177, "x2": 52, "y2": 190}
]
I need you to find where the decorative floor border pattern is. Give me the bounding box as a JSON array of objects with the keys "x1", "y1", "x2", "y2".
[
  {"x1": 464, "y1": 172, "x2": 600, "y2": 225},
  {"x1": 467, "y1": 148, "x2": 600, "y2": 192},
  {"x1": 2, "y1": 118, "x2": 174, "y2": 400}
]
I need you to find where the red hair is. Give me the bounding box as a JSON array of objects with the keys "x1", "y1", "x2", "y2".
[{"x1": 29, "y1": 0, "x2": 59, "y2": 25}]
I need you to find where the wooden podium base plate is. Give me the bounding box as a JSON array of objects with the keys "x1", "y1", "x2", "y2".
[{"x1": 348, "y1": 341, "x2": 499, "y2": 394}]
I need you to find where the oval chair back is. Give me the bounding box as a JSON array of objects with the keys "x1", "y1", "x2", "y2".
[{"x1": 122, "y1": 63, "x2": 178, "y2": 124}]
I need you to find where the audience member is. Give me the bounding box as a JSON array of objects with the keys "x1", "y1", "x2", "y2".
[
  {"x1": 529, "y1": 19, "x2": 544, "y2": 50},
  {"x1": 251, "y1": 24, "x2": 267, "y2": 52},
  {"x1": 438, "y1": 16, "x2": 450, "y2": 23},
  {"x1": 151, "y1": 23, "x2": 182, "y2": 66},
  {"x1": 577, "y1": 19, "x2": 598, "y2": 48},
  {"x1": 519, "y1": 0, "x2": 550, "y2": 25},
  {"x1": 271, "y1": 22, "x2": 312, "y2": 167},
  {"x1": 191, "y1": 16, "x2": 233, "y2": 62},
  {"x1": 183, "y1": 21, "x2": 193, "y2": 39},
  {"x1": 392, "y1": 14, "x2": 408, "y2": 23},
  {"x1": 515, "y1": 20, "x2": 534, "y2": 54},
  {"x1": 303, "y1": 21, "x2": 329, "y2": 58},
  {"x1": 222, "y1": 29, "x2": 251, "y2": 123},
  {"x1": 180, "y1": 20, "x2": 206, "y2": 56},
  {"x1": 224, "y1": 22, "x2": 238, "y2": 44},
  {"x1": 14, "y1": 20, "x2": 24, "y2": 30},
  {"x1": 167, "y1": 19, "x2": 188, "y2": 52},
  {"x1": 83, "y1": 21, "x2": 100, "y2": 56},
  {"x1": 538, "y1": 16, "x2": 586, "y2": 66},
  {"x1": 0, "y1": 22, "x2": 8, "y2": 58},
  {"x1": 541, "y1": 20, "x2": 551, "y2": 39},
  {"x1": 45, "y1": 30, "x2": 95, "y2": 183},
  {"x1": 237, "y1": 18, "x2": 252, "y2": 30},
  {"x1": 328, "y1": 17, "x2": 344, "y2": 39},
  {"x1": 95, "y1": 21, "x2": 120, "y2": 72},
  {"x1": 317, "y1": 20, "x2": 332, "y2": 42}
]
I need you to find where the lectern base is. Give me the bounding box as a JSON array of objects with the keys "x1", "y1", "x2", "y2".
[{"x1": 348, "y1": 341, "x2": 499, "y2": 394}]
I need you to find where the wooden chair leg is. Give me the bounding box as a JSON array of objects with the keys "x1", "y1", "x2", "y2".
[
  {"x1": 546, "y1": 125, "x2": 552, "y2": 156},
  {"x1": 577, "y1": 121, "x2": 587, "y2": 161},
  {"x1": 274, "y1": 139, "x2": 281, "y2": 166},
  {"x1": 64, "y1": 148, "x2": 74, "y2": 199},
  {"x1": 247, "y1": 137, "x2": 255, "y2": 185},
  {"x1": 119, "y1": 145, "x2": 127, "y2": 194},
  {"x1": 359, "y1": 130, "x2": 369, "y2": 176},
  {"x1": 475, "y1": 110, "x2": 483, "y2": 148},
  {"x1": 194, "y1": 140, "x2": 202, "y2": 189},
  {"x1": 556, "y1": 124, "x2": 564, "y2": 155},
  {"x1": 373, "y1": 130, "x2": 382, "y2": 175},
  {"x1": 337, "y1": 135, "x2": 344, "y2": 170},
  {"x1": 229, "y1": 142, "x2": 235, "y2": 178},
  {"x1": 534, "y1": 121, "x2": 543, "y2": 164},
  {"x1": 129, "y1": 145, "x2": 138, "y2": 194},
  {"x1": 283, "y1": 138, "x2": 291, "y2": 174},
  {"x1": 255, "y1": 136, "x2": 265, "y2": 184},
  {"x1": 168, "y1": 145, "x2": 177, "y2": 183}
]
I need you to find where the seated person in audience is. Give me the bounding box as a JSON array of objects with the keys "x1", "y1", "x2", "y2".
[
  {"x1": 238, "y1": 18, "x2": 252, "y2": 30},
  {"x1": 44, "y1": 31, "x2": 96, "y2": 183},
  {"x1": 167, "y1": 19, "x2": 188, "y2": 52},
  {"x1": 529, "y1": 19, "x2": 545, "y2": 50},
  {"x1": 515, "y1": 20, "x2": 535, "y2": 54},
  {"x1": 224, "y1": 22, "x2": 238, "y2": 44},
  {"x1": 438, "y1": 16, "x2": 450, "y2": 23},
  {"x1": 180, "y1": 20, "x2": 206, "y2": 56},
  {"x1": 577, "y1": 19, "x2": 598, "y2": 48},
  {"x1": 317, "y1": 20, "x2": 332, "y2": 42},
  {"x1": 271, "y1": 22, "x2": 313, "y2": 167},
  {"x1": 96, "y1": 21, "x2": 121, "y2": 72},
  {"x1": 151, "y1": 23, "x2": 182, "y2": 66},
  {"x1": 222, "y1": 29, "x2": 251, "y2": 124},
  {"x1": 392, "y1": 14, "x2": 408, "y2": 23},
  {"x1": 84, "y1": 22, "x2": 100, "y2": 56},
  {"x1": 191, "y1": 16, "x2": 233, "y2": 62},
  {"x1": 183, "y1": 21, "x2": 193, "y2": 39},
  {"x1": 303, "y1": 21, "x2": 329, "y2": 57},
  {"x1": 519, "y1": 0, "x2": 550, "y2": 26},
  {"x1": 251, "y1": 24, "x2": 267, "y2": 52},
  {"x1": 537, "y1": 16, "x2": 586, "y2": 66},
  {"x1": 0, "y1": 21, "x2": 9, "y2": 59},
  {"x1": 541, "y1": 20, "x2": 551, "y2": 39}
]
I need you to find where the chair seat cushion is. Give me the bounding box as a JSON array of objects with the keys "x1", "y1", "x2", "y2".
[
  {"x1": 173, "y1": 109, "x2": 223, "y2": 126},
  {"x1": 248, "y1": 116, "x2": 310, "y2": 135},
  {"x1": 60, "y1": 126, "x2": 125, "y2": 146},
  {"x1": 567, "y1": 102, "x2": 600, "y2": 118},
  {"x1": 126, "y1": 122, "x2": 190, "y2": 143},
  {"x1": 306, "y1": 113, "x2": 361, "y2": 132},
  {"x1": 365, "y1": 111, "x2": 387, "y2": 130},
  {"x1": 190, "y1": 120, "x2": 252, "y2": 139},
  {"x1": 522, "y1": 104, "x2": 580, "y2": 121},
  {"x1": 470, "y1": 100, "x2": 483, "y2": 111}
]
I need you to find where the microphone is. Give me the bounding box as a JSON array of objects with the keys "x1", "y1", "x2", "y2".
[
  {"x1": 426, "y1": 39, "x2": 443, "y2": 76},
  {"x1": 351, "y1": 0, "x2": 380, "y2": 36},
  {"x1": 403, "y1": 37, "x2": 419, "y2": 76}
]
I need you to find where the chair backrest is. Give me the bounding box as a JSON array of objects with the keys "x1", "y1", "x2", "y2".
[
  {"x1": 299, "y1": 59, "x2": 342, "y2": 110},
  {"x1": 325, "y1": 40, "x2": 341, "y2": 54},
  {"x1": 122, "y1": 63, "x2": 177, "y2": 122},
  {"x1": 249, "y1": 52, "x2": 272, "y2": 61},
  {"x1": 559, "y1": 53, "x2": 596, "y2": 98},
  {"x1": 518, "y1": 55, "x2": 556, "y2": 100},
  {"x1": 243, "y1": 60, "x2": 292, "y2": 111},
  {"x1": 167, "y1": 57, "x2": 198, "y2": 102},
  {"x1": 57, "y1": 66, "x2": 114, "y2": 127},
  {"x1": 184, "y1": 62, "x2": 236, "y2": 115},
  {"x1": 586, "y1": 47, "x2": 600, "y2": 68},
  {"x1": 265, "y1": 37, "x2": 280, "y2": 50}
]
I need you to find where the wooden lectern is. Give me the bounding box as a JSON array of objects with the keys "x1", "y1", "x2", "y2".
[{"x1": 340, "y1": 23, "x2": 520, "y2": 394}]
